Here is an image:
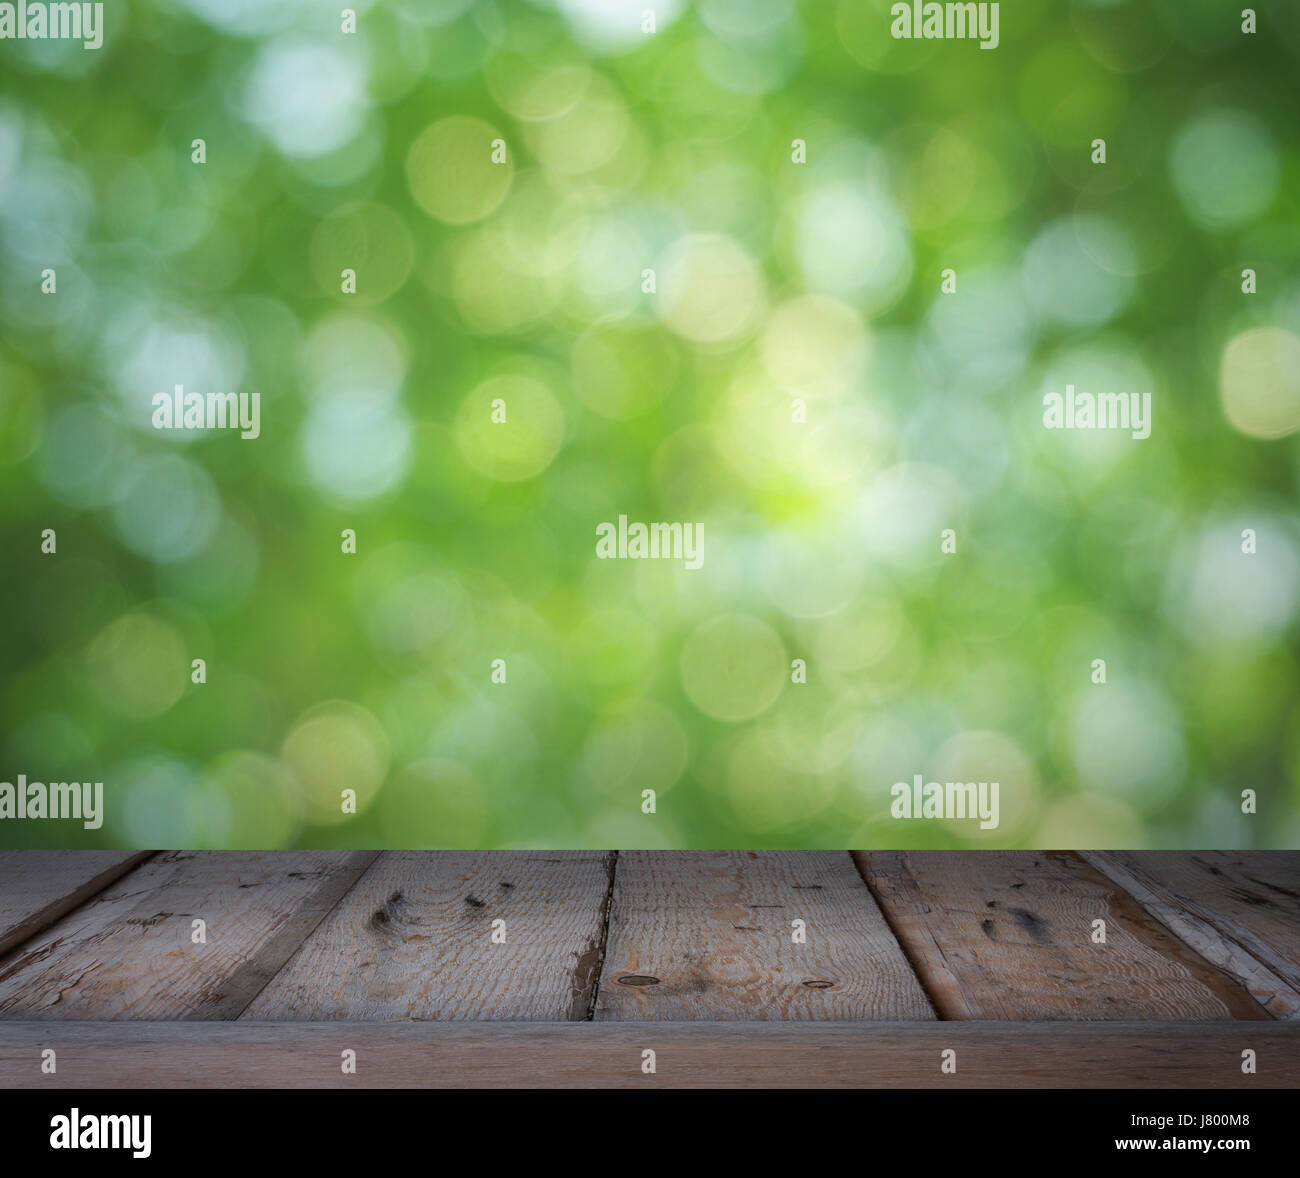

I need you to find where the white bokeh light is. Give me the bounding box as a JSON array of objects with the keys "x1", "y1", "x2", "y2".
[
  {"x1": 301, "y1": 392, "x2": 413, "y2": 501},
  {"x1": 1169, "y1": 109, "x2": 1280, "y2": 232},
  {"x1": 1022, "y1": 214, "x2": 1135, "y2": 327},
  {"x1": 1068, "y1": 680, "x2": 1185, "y2": 805},
  {"x1": 108, "y1": 304, "x2": 246, "y2": 438},
  {"x1": 112, "y1": 453, "x2": 222, "y2": 564},
  {"x1": 797, "y1": 183, "x2": 912, "y2": 306},
  {"x1": 302, "y1": 313, "x2": 408, "y2": 403},
  {"x1": 244, "y1": 39, "x2": 370, "y2": 159},
  {"x1": 555, "y1": 0, "x2": 684, "y2": 51},
  {"x1": 1166, "y1": 518, "x2": 1300, "y2": 642}
]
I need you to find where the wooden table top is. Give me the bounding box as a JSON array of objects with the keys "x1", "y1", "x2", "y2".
[{"x1": 2, "y1": 850, "x2": 1297, "y2": 1087}]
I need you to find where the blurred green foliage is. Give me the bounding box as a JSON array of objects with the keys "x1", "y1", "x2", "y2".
[{"x1": 1, "y1": 0, "x2": 1299, "y2": 849}]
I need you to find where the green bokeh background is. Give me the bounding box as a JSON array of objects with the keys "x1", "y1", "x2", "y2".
[{"x1": 2, "y1": 0, "x2": 1299, "y2": 849}]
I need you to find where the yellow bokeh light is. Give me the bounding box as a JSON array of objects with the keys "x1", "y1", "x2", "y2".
[
  {"x1": 308, "y1": 203, "x2": 414, "y2": 304},
  {"x1": 281, "y1": 700, "x2": 389, "y2": 825},
  {"x1": 455, "y1": 370, "x2": 565, "y2": 482},
  {"x1": 759, "y1": 294, "x2": 867, "y2": 401},
  {"x1": 407, "y1": 115, "x2": 514, "y2": 225},
  {"x1": 86, "y1": 612, "x2": 188, "y2": 720},
  {"x1": 1219, "y1": 326, "x2": 1300, "y2": 439},
  {"x1": 656, "y1": 233, "x2": 765, "y2": 345},
  {"x1": 679, "y1": 613, "x2": 787, "y2": 723}
]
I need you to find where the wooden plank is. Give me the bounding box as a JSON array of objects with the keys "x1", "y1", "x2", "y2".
[
  {"x1": 0, "y1": 851, "x2": 377, "y2": 1020},
  {"x1": 1, "y1": 1020, "x2": 1294, "y2": 1088},
  {"x1": 594, "y1": 851, "x2": 935, "y2": 1020},
  {"x1": 855, "y1": 851, "x2": 1271, "y2": 1021},
  {"x1": 1083, "y1": 851, "x2": 1300, "y2": 1021},
  {"x1": 0, "y1": 851, "x2": 153, "y2": 957},
  {"x1": 243, "y1": 851, "x2": 615, "y2": 1021}
]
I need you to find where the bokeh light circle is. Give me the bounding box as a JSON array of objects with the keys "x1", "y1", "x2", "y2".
[
  {"x1": 281, "y1": 700, "x2": 390, "y2": 825},
  {"x1": 407, "y1": 116, "x2": 514, "y2": 225},
  {"x1": 455, "y1": 371, "x2": 565, "y2": 482},
  {"x1": 1219, "y1": 327, "x2": 1300, "y2": 439},
  {"x1": 679, "y1": 613, "x2": 787, "y2": 723}
]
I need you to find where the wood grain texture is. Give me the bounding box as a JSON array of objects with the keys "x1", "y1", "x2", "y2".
[
  {"x1": 243, "y1": 851, "x2": 615, "y2": 1021},
  {"x1": 3, "y1": 1020, "x2": 1294, "y2": 1088},
  {"x1": 855, "y1": 851, "x2": 1271, "y2": 1021},
  {"x1": 1083, "y1": 851, "x2": 1300, "y2": 1020},
  {"x1": 0, "y1": 851, "x2": 153, "y2": 957},
  {"x1": 0, "y1": 851, "x2": 377, "y2": 1020},
  {"x1": 595, "y1": 851, "x2": 935, "y2": 1020}
]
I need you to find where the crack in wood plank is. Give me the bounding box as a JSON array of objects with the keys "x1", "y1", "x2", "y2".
[{"x1": 570, "y1": 850, "x2": 618, "y2": 1022}]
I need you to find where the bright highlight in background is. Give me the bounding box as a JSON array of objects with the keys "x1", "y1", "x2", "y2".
[{"x1": 0, "y1": 0, "x2": 1297, "y2": 851}]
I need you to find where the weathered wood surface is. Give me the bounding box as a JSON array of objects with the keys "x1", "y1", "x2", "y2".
[
  {"x1": 0, "y1": 851, "x2": 153, "y2": 957},
  {"x1": 2, "y1": 850, "x2": 1297, "y2": 1033},
  {"x1": 1083, "y1": 851, "x2": 1300, "y2": 1021},
  {"x1": 595, "y1": 851, "x2": 935, "y2": 1020},
  {"x1": 244, "y1": 851, "x2": 615, "y2": 1021},
  {"x1": 3, "y1": 1020, "x2": 1294, "y2": 1088},
  {"x1": 855, "y1": 851, "x2": 1271, "y2": 1021},
  {"x1": 0, "y1": 851, "x2": 377, "y2": 1020}
]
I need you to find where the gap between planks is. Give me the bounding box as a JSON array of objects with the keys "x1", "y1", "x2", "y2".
[
  {"x1": 0, "y1": 852, "x2": 381, "y2": 1020},
  {"x1": 0, "y1": 851, "x2": 156, "y2": 958},
  {"x1": 595, "y1": 850, "x2": 934, "y2": 1020},
  {"x1": 1081, "y1": 851, "x2": 1300, "y2": 1021},
  {"x1": 575, "y1": 850, "x2": 618, "y2": 1021}
]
